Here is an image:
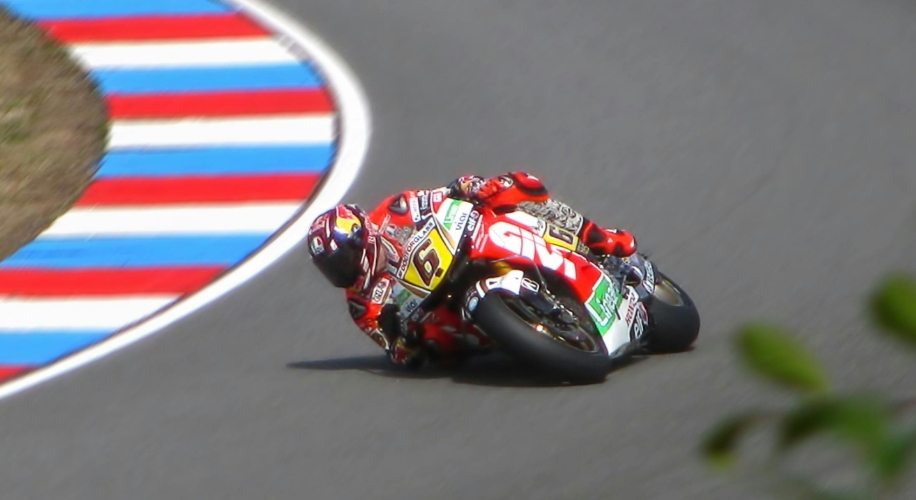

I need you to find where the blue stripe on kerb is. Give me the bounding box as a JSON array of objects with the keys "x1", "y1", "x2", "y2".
[
  {"x1": 0, "y1": 333, "x2": 112, "y2": 365},
  {"x1": 92, "y1": 65, "x2": 324, "y2": 94},
  {"x1": 97, "y1": 146, "x2": 335, "y2": 178},
  {"x1": 0, "y1": 235, "x2": 271, "y2": 269},
  {"x1": 0, "y1": 0, "x2": 231, "y2": 19}
]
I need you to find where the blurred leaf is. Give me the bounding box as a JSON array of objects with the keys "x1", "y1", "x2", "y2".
[
  {"x1": 736, "y1": 324, "x2": 830, "y2": 394},
  {"x1": 873, "y1": 426, "x2": 916, "y2": 483},
  {"x1": 870, "y1": 274, "x2": 916, "y2": 349},
  {"x1": 701, "y1": 413, "x2": 762, "y2": 470},
  {"x1": 778, "y1": 395, "x2": 892, "y2": 461}
]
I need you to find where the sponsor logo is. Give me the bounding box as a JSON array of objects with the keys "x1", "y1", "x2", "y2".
[
  {"x1": 371, "y1": 279, "x2": 391, "y2": 304},
  {"x1": 404, "y1": 297, "x2": 422, "y2": 317},
  {"x1": 624, "y1": 288, "x2": 639, "y2": 325},
  {"x1": 586, "y1": 276, "x2": 617, "y2": 330},
  {"x1": 521, "y1": 277, "x2": 540, "y2": 293},
  {"x1": 397, "y1": 219, "x2": 437, "y2": 278},
  {"x1": 643, "y1": 261, "x2": 656, "y2": 294},
  {"x1": 309, "y1": 236, "x2": 324, "y2": 254},
  {"x1": 393, "y1": 287, "x2": 412, "y2": 307},
  {"x1": 442, "y1": 201, "x2": 461, "y2": 229},
  {"x1": 409, "y1": 196, "x2": 421, "y2": 223},
  {"x1": 631, "y1": 303, "x2": 647, "y2": 339},
  {"x1": 466, "y1": 210, "x2": 480, "y2": 234},
  {"x1": 418, "y1": 190, "x2": 430, "y2": 212},
  {"x1": 432, "y1": 190, "x2": 444, "y2": 203},
  {"x1": 451, "y1": 211, "x2": 470, "y2": 234},
  {"x1": 487, "y1": 221, "x2": 578, "y2": 279}
]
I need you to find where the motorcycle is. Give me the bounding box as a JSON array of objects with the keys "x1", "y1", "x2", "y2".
[{"x1": 387, "y1": 194, "x2": 700, "y2": 383}]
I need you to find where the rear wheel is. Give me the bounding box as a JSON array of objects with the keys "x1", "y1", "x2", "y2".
[
  {"x1": 644, "y1": 274, "x2": 700, "y2": 353},
  {"x1": 471, "y1": 293, "x2": 611, "y2": 383}
]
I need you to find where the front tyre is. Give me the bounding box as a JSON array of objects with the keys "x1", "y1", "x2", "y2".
[
  {"x1": 644, "y1": 274, "x2": 700, "y2": 353},
  {"x1": 471, "y1": 293, "x2": 611, "y2": 383}
]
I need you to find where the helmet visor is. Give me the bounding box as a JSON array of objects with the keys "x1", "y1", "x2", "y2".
[{"x1": 314, "y1": 237, "x2": 362, "y2": 288}]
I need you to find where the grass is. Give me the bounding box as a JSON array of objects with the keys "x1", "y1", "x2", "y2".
[{"x1": 0, "y1": 9, "x2": 108, "y2": 262}]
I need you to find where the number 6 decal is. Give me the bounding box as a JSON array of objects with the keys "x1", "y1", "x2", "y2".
[{"x1": 412, "y1": 239, "x2": 441, "y2": 286}]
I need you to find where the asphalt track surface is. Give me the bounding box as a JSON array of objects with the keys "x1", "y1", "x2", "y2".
[{"x1": 2, "y1": 0, "x2": 916, "y2": 498}]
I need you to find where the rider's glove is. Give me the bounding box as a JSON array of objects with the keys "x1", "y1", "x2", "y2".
[{"x1": 447, "y1": 175, "x2": 487, "y2": 200}]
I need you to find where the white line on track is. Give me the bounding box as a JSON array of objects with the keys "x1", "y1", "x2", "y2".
[
  {"x1": 42, "y1": 204, "x2": 305, "y2": 237},
  {"x1": 109, "y1": 115, "x2": 336, "y2": 149},
  {"x1": 70, "y1": 39, "x2": 301, "y2": 69},
  {"x1": 0, "y1": 296, "x2": 178, "y2": 332},
  {"x1": 0, "y1": 0, "x2": 371, "y2": 403}
]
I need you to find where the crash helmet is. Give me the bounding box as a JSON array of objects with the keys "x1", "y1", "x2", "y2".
[{"x1": 307, "y1": 204, "x2": 381, "y2": 290}]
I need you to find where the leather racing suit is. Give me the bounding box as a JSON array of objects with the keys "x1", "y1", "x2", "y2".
[{"x1": 344, "y1": 172, "x2": 637, "y2": 368}]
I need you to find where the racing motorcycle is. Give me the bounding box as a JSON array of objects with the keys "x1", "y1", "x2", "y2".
[{"x1": 388, "y1": 193, "x2": 700, "y2": 383}]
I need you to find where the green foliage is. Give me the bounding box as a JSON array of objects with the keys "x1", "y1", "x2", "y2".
[
  {"x1": 737, "y1": 323, "x2": 830, "y2": 395},
  {"x1": 702, "y1": 274, "x2": 916, "y2": 499},
  {"x1": 702, "y1": 412, "x2": 763, "y2": 470},
  {"x1": 870, "y1": 274, "x2": 916, "y2": 350}
]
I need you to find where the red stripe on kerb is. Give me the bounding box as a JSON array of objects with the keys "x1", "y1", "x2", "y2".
[
  {"x1": 107, "y1": 89, "x2": 334, "y2": 119},
  {"x1": 37, "y1": 14, "x2": 269, "y2": 43},
  {"x1": 76, "y1": 174, "x2": 321, "y2": 205},
  {"x1": 0, "y1": 268, "x2": 226, "y2": 296},
  {"x1": 0, "y1": 366, "x2": 30, "y2": 382}
]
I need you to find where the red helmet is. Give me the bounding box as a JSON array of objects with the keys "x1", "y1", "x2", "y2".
[{"x1": 307, "y1": 204, "x2": 381, "y2": 290}]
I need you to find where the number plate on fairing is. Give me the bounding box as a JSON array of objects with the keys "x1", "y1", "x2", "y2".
[{"x1": 395, "y1": 217, "x2": 457, "y2": 297}]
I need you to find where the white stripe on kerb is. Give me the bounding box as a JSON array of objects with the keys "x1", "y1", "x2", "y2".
[
  {"x1": 108, "y1": 115, "x2": 336, "y2": 149},
  {"x1": 42, "y1": 204, "x2": 304, "y2": 237},
  {"x1": 0, "y1": 296, "x2": 178, "y2": 332},
  {"x1": 70, "y1": 39, "x2": 300, "y2": 69}
]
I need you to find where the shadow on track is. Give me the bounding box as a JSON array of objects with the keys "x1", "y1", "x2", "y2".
[{"x1": 287, "y1": 353, "x2": 649, "y2": 388}]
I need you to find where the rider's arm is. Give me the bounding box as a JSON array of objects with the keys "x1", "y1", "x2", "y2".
[
  {"x1": 447, "y1": 171, "x2": 636, "y2": 256},
  {"x1": 446, "y1": 171, "x2": 549, "y2": 207},
  {"x1": 346, "y1": 279, "x2": 423, "y2": 367}
]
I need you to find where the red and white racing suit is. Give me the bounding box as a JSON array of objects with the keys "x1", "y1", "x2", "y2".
[{"x1": 344, "y1": 172, "x2": 637, "y2": 367}]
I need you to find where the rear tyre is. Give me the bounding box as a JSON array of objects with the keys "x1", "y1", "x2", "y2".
[
  {"x1": 644, "y1": 274, "x2": 700, "y2": 353},
  {"x1": 471, "y1": 293, "x2": 611, "y2": 383}
]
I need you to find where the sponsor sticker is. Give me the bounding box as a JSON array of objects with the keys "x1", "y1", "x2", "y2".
[
  {"x1": 631, "y1": 303, "x2": 647, "y2": 339},
  {"x1": 585, "y1": 275, "x2": 622, "y2": 333},
  {"x1": 409, "y1": 196, "x2": 421, "y2": 223},
  {"x1": 404, "y1": 297, "x2": 422, "y2": 317},
  {"x1": 309, "y1": 236, "x2": 324, "y2": 254},
  {"x1": 487, "y1": 221, "x2": 578, "y2": 279},
  {"x1": 418, "y1": 190, "x2": 430, "y2": 212},
  {"x1": 466, "y1": 210, "x2": 480, "y2": 234},
  {"x1": 393, "y1": 287, "x2": 412, "y2": 307},
  {"x1": 624, "y1": 288, "x2": 639, "y2": 324},
  {"x1": 371, "y1": 279, "x2": 391, "y2": 304},
  {"x1": 396, "y1": 218, "x2": 437, "y2": 280},
  {"x1": 643, "y1": 261, "x2": 656, "y2": 294},
  {"x1": 442, "y1": 200, "x2": 461, "y2": 229}
]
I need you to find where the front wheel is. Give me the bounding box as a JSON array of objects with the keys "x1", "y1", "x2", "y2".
[
  {"x1": 471, "y1": 293, "x2": 611, "y2": 383},
  {"x1": 644, "y1": 274, "x2": 700, "y2": 353}
]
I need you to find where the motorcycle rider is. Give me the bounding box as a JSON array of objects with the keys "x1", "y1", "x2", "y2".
[{"x1": 307, "y1": 172, "x2": 637, "y2": 368}]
